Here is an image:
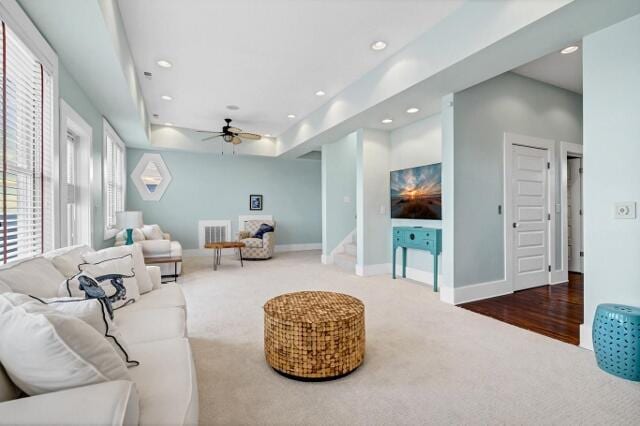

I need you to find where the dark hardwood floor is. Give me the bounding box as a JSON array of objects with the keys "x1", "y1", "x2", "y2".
[{"x1": 460, "y1": 273, "x2": 583, "y2": 345}]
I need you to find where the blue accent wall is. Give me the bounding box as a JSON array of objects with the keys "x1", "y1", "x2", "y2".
[{"x1": 126, "y1": 148, "x2": 322, "y2": 249}]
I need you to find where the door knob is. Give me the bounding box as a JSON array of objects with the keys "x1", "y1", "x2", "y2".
[{"x1": 513, "y1": 222, "x2": 518, "y2": 228}]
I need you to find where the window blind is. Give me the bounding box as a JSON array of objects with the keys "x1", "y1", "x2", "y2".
[
  {"x1": 0, "y1": 22, "x2": 54, "y2": 263},
  {"x1": 104, "y1": 127, "x2": 125, "y2": 234}
]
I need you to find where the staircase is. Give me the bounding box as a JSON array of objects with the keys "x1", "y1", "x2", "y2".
[{"x1": 331, "y1": 231, "x2": 356, "y2": 272}]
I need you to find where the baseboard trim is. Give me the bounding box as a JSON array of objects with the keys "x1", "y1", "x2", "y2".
[
  {"x1": 579, "y1": 324, "x2": 593, "y2": 351},
  {"x1": 184, "y1": 243, "x2": 321, "y2": 258},
  {"x1": 439, "y1": 286, "x2": 455, "y2": 304},
  {"x1": 452, "y1": 279, "x2": 513, "y2": 305}
]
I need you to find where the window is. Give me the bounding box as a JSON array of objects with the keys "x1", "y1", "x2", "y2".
[
  {"x1": 66, "y1": 129, "x2": 77, "y2": 245},
  {"x1": 103, "y1": 121, "x2": 125, "y2": 239},
  {"x1": 0, "y1": 21, "x2": 54, "y2": 263}
]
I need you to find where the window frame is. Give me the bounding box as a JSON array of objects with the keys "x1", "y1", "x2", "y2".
[
  {"x1": 102, "y1": 119, "x2": 126, "y2": 240},
  {"x1": 0, "y1": 0, "x2": 60, "y2": 257}
]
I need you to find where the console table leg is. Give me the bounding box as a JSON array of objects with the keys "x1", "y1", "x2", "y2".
[
  {"x1": 433, "y1": 253, "x2": 438, "y2": 292},
  {"x1": 392, "y1": 247, "x2": 396, "y2": 279},
  {"x1": 402, "y1": 247, "x2": 407, "y2": 278}
]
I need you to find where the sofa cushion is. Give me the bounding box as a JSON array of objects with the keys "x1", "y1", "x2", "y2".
[
  {"x1": 43, "y1": 245, "x2": 94, "y2": 278},
  {"x1": 116, "y1": 307, "x2": 186, "y2": 345},
  {"x1": 84, "y1": 244, "x2": 153, "y2": 294},
  {"x1": 119, "y1": 283, "x2": 186, "y2": 313},
  {"x1": 242, "y1": 238, "x2": 264, "y2": 248},
  {"x1": 0, "y1": 281, "x2": 10, "y2": 294},
  {"x1": 128, "y1": 338, "x2": 198, "y2": 426},
  {"x1": 0, "y1": 257, "x2": 65, "y2": 298},
  {"x1": 0, "y1": 294, "x2": 130, "y2": 396},
  {"x1": 0, "y1": 363, "x2": 20, "y2": 403},
  {"x1": 0, "y1": 380, "x2": 139, "y2": 426}
]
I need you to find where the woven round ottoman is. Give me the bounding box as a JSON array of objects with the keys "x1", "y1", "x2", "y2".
[{"x1": 263, "y1": 291, "x2": 365, "y2": 381}]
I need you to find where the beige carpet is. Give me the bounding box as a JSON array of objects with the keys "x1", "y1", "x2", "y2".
[{"x1": 180, "y1": 251, "x2": 640, "y2": 425}]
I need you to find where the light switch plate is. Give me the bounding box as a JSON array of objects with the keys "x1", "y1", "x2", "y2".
[{"x1": 615, "y1": 202, "x2": 636, "y2": 219}]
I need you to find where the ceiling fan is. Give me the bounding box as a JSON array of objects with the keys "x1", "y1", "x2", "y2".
[{"x1": 199, "y1": 118, "x2": 261, "y2": 145}]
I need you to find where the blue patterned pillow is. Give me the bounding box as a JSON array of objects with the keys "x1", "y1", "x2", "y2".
[{"x1": 253, "y1": 224, "x2": 274, "y2": 239}]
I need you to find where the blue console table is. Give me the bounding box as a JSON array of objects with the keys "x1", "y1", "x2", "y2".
[{"x1": 392, "y1": 226, "x2": 442, "y2": 292}]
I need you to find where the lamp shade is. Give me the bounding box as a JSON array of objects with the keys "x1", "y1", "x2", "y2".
[{"x1": 116, "y1": 211, "x2": 143, "y2": 230}]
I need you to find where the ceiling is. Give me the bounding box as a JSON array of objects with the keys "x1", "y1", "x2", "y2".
[
  {"x1": 118, "y1": 0, "x2": 464, "y2": 137},
  {"x1": 513, "y1": 42, "x2": 582, "y2": 93}
]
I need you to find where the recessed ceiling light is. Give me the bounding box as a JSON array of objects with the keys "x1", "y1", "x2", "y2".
[
  {"x1": 287, "y1": 114, "x2": 296, "y2": 119},
  {"x1": 406, "y1": 107, "x2": 420, "y2": 114},
  {"x1": 161, "y1": 95, "x2": 173, "y2": 101},
  {"x1": 371, "y1": 41, "x2": 387, "y2": 51},
  {"x1": 561, "y1": 45, "x2": 579, "y2": 54},
  {"x1": 381, "y1": 118, "x2": 393, "y2": 124},
  {"x1": 315, "y1": 90, "x2": 326, "y2": 97},
  {"x1": 164, "y1": 122, "x2": 173, "y2": 126},
  {"x1": 156, "y1": 60, "x2": 172, "y2": 68},
  {"x1": 226, "y1": 105, "x2": 240, "y2": 110},
  {"x1": 264, "y1": 134, "x2": 271, "y2": 137}
]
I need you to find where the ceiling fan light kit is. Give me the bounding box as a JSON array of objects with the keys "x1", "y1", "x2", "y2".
[{"x1": 200, "y1": 118, "x2": 262, "y2": 147}]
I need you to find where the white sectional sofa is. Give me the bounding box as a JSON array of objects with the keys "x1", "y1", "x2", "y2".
[{"x1": 0, "y1": 245, "x2": 198, "y2": 425}]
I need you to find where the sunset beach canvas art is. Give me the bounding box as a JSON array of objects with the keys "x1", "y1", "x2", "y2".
[{"x1": 390, "y1": 163, "x2": 442, "y2": 220}]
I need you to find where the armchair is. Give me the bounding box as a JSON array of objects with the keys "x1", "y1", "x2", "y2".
[{"x1": 236, "y1": 220, "x2": 276, "y2": 260}]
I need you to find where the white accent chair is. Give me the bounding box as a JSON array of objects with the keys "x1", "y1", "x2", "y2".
[{"x1": 115, "y1": 225, "x2": 182, "y2": 276}]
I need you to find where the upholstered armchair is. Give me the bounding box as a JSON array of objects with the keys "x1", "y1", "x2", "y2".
[{"x1": 236, "y1": 220, "x2": 276, "y2": 260}]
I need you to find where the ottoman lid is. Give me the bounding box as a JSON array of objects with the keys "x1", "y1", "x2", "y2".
[{"x1": 263, "y1": 291, "x2": 364, "y2": 323}]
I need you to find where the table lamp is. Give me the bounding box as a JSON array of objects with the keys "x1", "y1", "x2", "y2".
[{"x1": 116, "y1": 211, "x2": 143, "y2": 245}]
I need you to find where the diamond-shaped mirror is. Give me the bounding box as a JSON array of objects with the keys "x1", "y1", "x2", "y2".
[
  {"x1": 141, "y1": 161, "x2": 163, "y2": 193},
  {"x1": 131, "y1": 154, "x2": 172, "y2": 201}
]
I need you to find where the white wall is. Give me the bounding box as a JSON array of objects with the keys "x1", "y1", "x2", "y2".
[
  {"x1": 581, "y1": 13, "x2": 640, "y2": 349},
  {"x1": 356, "y1": 129, "x2": 391, "y2": 274},
  {"x1": 389, "y1": 114, "x2": 443, "y2": 283}
]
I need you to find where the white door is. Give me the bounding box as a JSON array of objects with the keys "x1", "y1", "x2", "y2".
[
  {"x1": 567, "y1": 157, "x2": 583, "y2": 273},
  {"x1": 512, "y1": 145, "x2": 549, "y2": 290}
]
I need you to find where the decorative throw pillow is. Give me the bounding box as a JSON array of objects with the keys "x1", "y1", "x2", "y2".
[
  {"x1": 45, "y1": 245, "x2": 94, "y2": 278},
  {"x1": 142, "y1": 224, "x2": 164, "y2": 240},
  {"x1": 84, "y1": 245, "x2": 153, "y2": 294},
  {"x1": 0, "y1": 257, "x2": 65, "y2": 298},
  {"x1": 253, "y1": 223, "x2": 274, "y2": 239},
  {"x1": 26, "y1": 295, "x2": 139, "y2": 367},
  {"x1": 81, "y1": 256, "x2": 140, "y2": 307},
  {"x1": 0, "y1": 293, "x2": 130, "y2": 396}
]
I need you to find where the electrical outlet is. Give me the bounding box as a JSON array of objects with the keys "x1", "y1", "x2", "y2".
[{"x1": 615, "y1": 202, "x2": 636, "y2": 219}]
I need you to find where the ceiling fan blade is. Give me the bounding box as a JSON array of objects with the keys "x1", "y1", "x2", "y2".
[
  {"x1": 232, "y1": 136, "x2": 242, "y2": 145},
  {"x1": 238, "y1": 132, "x2": 261, "y2": 140},
  {"x1": 202, "y1": 134, "x2": 222, "y2": 141},
  {"x1": 228, "y1": 127, "x2": 243, "y2": 133},
  {"x1": 197, "y1": 130, "x2": 223, "y2": 134}
]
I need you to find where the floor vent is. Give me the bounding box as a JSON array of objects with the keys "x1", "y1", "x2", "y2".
[{"x1": 198, "y1": 220, "x2": 232, "y2": 248}]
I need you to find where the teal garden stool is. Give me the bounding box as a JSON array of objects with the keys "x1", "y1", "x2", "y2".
[{"x1": 592, "y1": 304, "x2": 640, "y2": 381}]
